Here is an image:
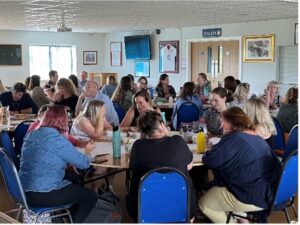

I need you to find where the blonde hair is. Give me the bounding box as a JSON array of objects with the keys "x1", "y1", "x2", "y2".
[
  {"x1": 267, "y1": 80, "x2": 279, "y2": 93},
  {"x1": 0, "y1": 79, "x2": 6, "y2": 94},
  {"x1": 233, "y1": 83, "x2": 250, "y2": 102},
  {"x1": 244, "y1": 98, "x2": 276, "y2": 135},
  {"x1": 79, "y1": 99, "x2": 104, "y2": 126},
  {"x1": 56, "y1": 78, "x2": 76, "y2": 96}
]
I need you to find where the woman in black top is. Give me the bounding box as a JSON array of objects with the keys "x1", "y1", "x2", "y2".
[
  {"x1": 126, "y1": 111, "x2": 195, "y2": 221},
  {"x1": 155, "y1": 74, "x2": 176, "y2": 102}
]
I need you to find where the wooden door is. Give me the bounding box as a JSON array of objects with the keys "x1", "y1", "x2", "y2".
[{"x1": 191, "y1": 40, "x2": 239, "y2": 89}]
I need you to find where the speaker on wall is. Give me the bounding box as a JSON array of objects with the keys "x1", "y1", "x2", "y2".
[{"x1": 156, "y1": 29, "x2": 161, "y2": 35}]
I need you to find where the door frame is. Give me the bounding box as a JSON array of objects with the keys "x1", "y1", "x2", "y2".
[{"x1": 186, "y1": 36, "x2": 242, "y2": 82}]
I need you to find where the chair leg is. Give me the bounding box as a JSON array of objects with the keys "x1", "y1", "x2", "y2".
[
  {"x1": 226, "y1": 212, "x2": 232, "y2": 223},
  {"x1": 292, "y1": 203, "x2": 298, "y2": 218},
  {"x1": 284, "y1": 208, "x2": 291, "y2": 223},
  {"x1": 16, "y1": 205, "x2": 22, "y2": 221}
]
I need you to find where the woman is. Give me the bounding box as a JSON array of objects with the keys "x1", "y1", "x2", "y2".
[
  {"x1": 19, "y1": 105, "x2": 98, "y2": 223},
  {"x1": 155, "y1": 74, "x2": 176, "y2": 102},
  {"x1": 111, "y1": 75, "x2": 135, "y2": 113},
  {"x1": 69, "y1": 74, "x2": 81, "y2": 96},
  {"x1": 198, "y1": 107, "x2": 281, "y2": 223},
  {"x1": 224, "y1": 75, "x2": 237, "y2": 103},
  {"x1": 0, "y1": 79, "x2": 7, "y2": 94},
  {"x1": 244, "y1": 98, "x2": 276, "y2": 150},
  {"x1": 202, "y1": 87, "x2": 227, "y2": 135},
  {"x1": 52, "y1": 78, "x2": 78, "y2": 114},
  {"x1": 71, "y1": 99, "x2": 109, "y2": 139},
  {"x1": 100, "y1": 75, "x2": 117, "y2": 98},
  {"x1": 120, "y1": 90, "x2": 160, "y2": 131},
  {"x1": 263, "y1": 80, "x2": 280, "y2": 109},
  {"x1": 29, "y1": 75, "x2": 50, "y2": 109},
  {"x1": 136, "y1": 76, "x2": 148, "y2": 91},
  {"x1": 277, "y1": 87, "x2": 298, "y2": 133},
  {"x1": 172, "y1": 82, "x2": 203, "y2": 130},
  {"x1": 126, "y1": 110, "x2": 195, "y2": 221},
  {"x1": 228, "y1": 82, "x2": 250, "y2": 109},
  {"x1": 194, "y1": 73, "x2": 212, "y2": 104}
]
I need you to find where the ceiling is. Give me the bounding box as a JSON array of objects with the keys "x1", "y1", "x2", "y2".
[{"x1": 0, "y1": 0, "x2": 298, "y2": 33}]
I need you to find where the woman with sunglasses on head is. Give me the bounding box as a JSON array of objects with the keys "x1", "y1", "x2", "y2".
[{"x1": 19, "y1": 105, "x2": 97, "y2": 223}]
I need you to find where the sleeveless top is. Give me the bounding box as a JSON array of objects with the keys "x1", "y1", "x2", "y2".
[{"x1": 70, "y1": 119, "x2": 89, "y2": 138}]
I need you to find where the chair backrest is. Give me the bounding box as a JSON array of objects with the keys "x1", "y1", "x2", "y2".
[
  {"x1": 14, "y1": 120, "x2": 32, "y2": 156},
  {"x1": 0, "y1": 148, "x2": 29, "y2": 210},
  {"x1": 138, "y1": 167, "x2": 190, "y2": 223},
  {"x1": 113, "y1": 102, "x2": 125, "y2": 123},
  {"x1": 283, "y1": 125, "x2": 298, "y2": 162},
  {"x1": 272, "y1": 117, "x2": 286, "y2": 152},
  {"x1": 176, "y1": 102, "x2": 200, "y2": 130},
  {"x1": 0, "y1": 131, "x2": 19, "y2": 170},
  {"x1": 272, "y1": 150, "x2": 298, "y2": 212}
]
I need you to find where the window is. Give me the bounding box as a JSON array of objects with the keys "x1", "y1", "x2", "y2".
[{"x1": 29, "y1": 45, "x2": 76, "y2": 81}]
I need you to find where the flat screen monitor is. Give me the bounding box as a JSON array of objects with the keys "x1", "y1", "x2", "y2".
[{"x1": 124, "y1": 35, "x2": 151, "y2": 60}]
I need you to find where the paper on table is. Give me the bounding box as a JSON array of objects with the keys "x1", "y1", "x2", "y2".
[{"x1": 209, "y1": 137, "x2": 221, "y2": 145}]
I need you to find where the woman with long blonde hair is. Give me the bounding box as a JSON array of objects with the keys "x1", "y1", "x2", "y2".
[
  {"x1": 71, "y1": 99, "x2": 108, "y2": 139},
  {"x1": 244, "y1": 98, "x2": 276, "y2": 149}
]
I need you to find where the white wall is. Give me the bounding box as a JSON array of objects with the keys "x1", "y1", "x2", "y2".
[
  {"x1": 0, "y1": 18, "x2": 297, "y2": 95},
  {"x1": 0, "y1": 31, "x2": 105, "y2": 86},
  {"x1": 104, "y1": 19, "x2": 298, "y2": 95}
]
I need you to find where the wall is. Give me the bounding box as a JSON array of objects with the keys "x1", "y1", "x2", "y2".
[
  {"x1": 0, "y1": 31, "x2": 105, "y2": 86},
  {"x1": 104, "y1": 19, "x2": 297, "y2": 95}
]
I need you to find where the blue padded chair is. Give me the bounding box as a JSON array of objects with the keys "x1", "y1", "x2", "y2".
[
  {"x1": 176, "y1": 102, "x2": 200, "y2": 131},
  {"x1": 113, "y1": 102, "x2": 125, "y2": 123},
  {"x1": 283, "y1": 125, "x2": 298, "y2": 162},
  {"x1": 14, "y1": 120, "x2": 33, "y2": 156},
  {"x1": 226, "y1": 150, "x2": 298, "y2": 223},
  {"x1": 272, "y1": 117, "x2": 286, "y2": 157},
  {"x1": 0, "y1": 148, "x2": 73, "y2": 223},
  {"x1": 138, "y1": 167, "x2": 190, "y2": 223},
  {"x1": 0, "y1": 131, "x2": 19, "y2": 170}
]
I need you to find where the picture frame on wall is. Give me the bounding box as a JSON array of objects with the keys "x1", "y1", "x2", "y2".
[
  {"x1": 243, "y1": 34, "x2": 275, "y2": 62},
  {"x1": 0, "y1": 45, "x2": 22, "y2": 65},
  {"x1": 135, "y1": 61, "x2": 150, "y2": 77},
  {"x1": 83, "y1": 51, "x2": 97, "y2": 65},
  {"x1": 110, "y1": 42, "x2": 122, "y2": 66},
  {"x1": 159, "y1": 40, "x2": 179, "y2": 73}
]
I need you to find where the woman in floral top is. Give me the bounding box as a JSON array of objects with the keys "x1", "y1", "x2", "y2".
[{"x1": 194, "y1": 72, "x2": 212, "y2": 104}]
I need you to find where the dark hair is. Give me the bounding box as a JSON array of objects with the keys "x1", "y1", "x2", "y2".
[
  {"x1": 31, "y1": 75, "x2": 40, "y2": 88},
  {"x1": 286, "y1": 87, "x2": 298, "y2": 104},
  {"x1": 127, "y1": 74, "x2": 134, "y2": 82},
  {"x1": 222, "y1": 107, "x2": 253, "y2": 132},
  {"x1": 138, "y1": 76, "x2": 148, "y2": 85},
  {"x1": 198, "y1": 73, "x2": 207, "y2": 81},
  {"x1": 235, "y1": 79, "x2": 241, "y2": 86},
  {"x1": 133, "y1": 90, "x2": 151, "y2": 110},
  {"x1": 12, "y1": 82, "x2": 26, "y2": 93},
  {"x1": 49, "y1": 70, "x2": 57, "y2": 78},
  {"x1": 68, "y1": 74, "x2": 79, "y2": 88},
  {"x1": 137, "y1": 110, "x2": 164, "y2": 137},
  {"x1": 224, "y1": 76, "x2": 237, "y2": 102},
  {"x1": 179, "y1": 82, "x2": 195, "y2": 100},
  {"x1": 158, "y1": 74, "x2": 168, "y2": 85},
  {"x1": 212, "y1": 87, "x2": 227, "y2": 98},
  {"x1": 25, "y1": 77, "x2": 31, "y2": 89},
  {"x1": 108, "y1": 75, "x2": 116, "y2": 85},
  {"x1": 120, "y1": 76, "x2": 132, "y2": 91}
]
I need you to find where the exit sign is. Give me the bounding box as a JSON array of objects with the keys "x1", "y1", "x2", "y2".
[{"x1": 202, "y1": 28, "x2": 222, "y2": 38}]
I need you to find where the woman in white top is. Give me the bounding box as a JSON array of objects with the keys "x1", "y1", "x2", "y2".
[{"x1": 71, "y1": 99, "x2": 108, "y2": 139}]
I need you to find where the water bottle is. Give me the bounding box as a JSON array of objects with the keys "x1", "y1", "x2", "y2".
[
  {"x1": 112, "y1": 125, "x2": 121, "y2": 158},
  {"x1": 196, "y1": 127, "x2": 206, "y2": 154},
  {"x1": 161, "y1": 112, "x2": 167, "y2": 125}
]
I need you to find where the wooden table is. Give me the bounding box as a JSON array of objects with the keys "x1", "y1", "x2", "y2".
[
  {"x1": 0, "y1": 114, "x2": 36, "y2": 132},
  {"x1": 153, "y1": 102, "x2": 175, "y2": 109}
]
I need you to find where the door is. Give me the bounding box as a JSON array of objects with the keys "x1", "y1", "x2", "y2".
[{"x1": 191, "y1": 40, "x2": 239, "y2": 89}]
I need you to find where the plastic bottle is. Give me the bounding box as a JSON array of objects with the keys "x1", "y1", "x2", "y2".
[
  {"x1": 196, "y1": 127, "x2": 206, "y2": 154},
  {"x1": 112, "y1": 125, "x2": 121, "y2": 158},
  {"x1": 161, "y1": 112, "x2": 167, "y2": 125}
]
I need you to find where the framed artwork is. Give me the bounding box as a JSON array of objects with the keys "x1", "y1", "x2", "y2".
[
  {"x1": 110, "y1": 42, "x2": 122, "y2": 66},
  {"x1": 135, "y1": 61, "x2": 150, "y2": 77},
  {"x1": 0, "y1": 45, "x2": 22, "y2": 65},
  {"x1": 83, "y1": 51, "x2": 97, "y2": 65},
  {"x1": 159, "y1": 40, "x2": 179, "y2": 73},
  {"x1": 295, "y1": 23, "x2": 298, "y2": 45},
  {"x1": 243, "y1": 34, "x2": 275, "y2": 62}
]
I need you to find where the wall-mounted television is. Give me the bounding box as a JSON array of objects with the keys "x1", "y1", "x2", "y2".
[{"x1": 124, "y1": 35, "x2": 151, "y2": 60}]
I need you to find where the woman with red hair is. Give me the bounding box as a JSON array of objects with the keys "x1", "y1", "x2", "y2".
[{"x1": 19, "y1": 105, "x2": 98, "y2": 223}]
